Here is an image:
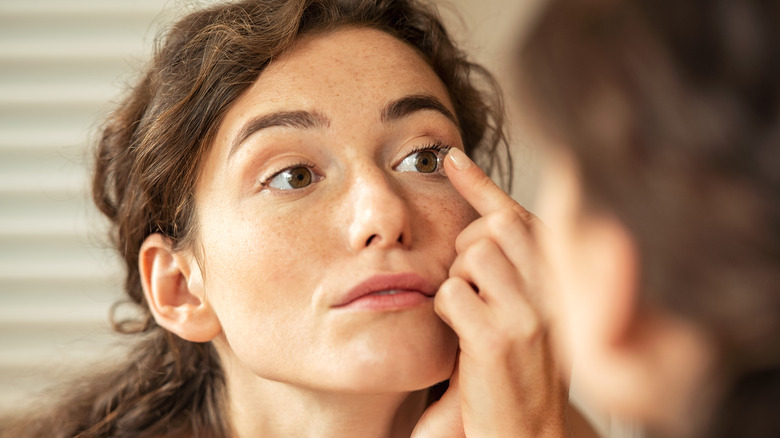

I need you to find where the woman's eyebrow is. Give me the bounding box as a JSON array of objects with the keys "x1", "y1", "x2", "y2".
[
  {"x1": 229, "y1": 110, "x2": 330, "y2": 159},
  {"x1": 228, "y1": 95, "x2": 456, "y2": 160},
  {"x1": 381, "y1": 94, "x2": 459, "y2": 127}
]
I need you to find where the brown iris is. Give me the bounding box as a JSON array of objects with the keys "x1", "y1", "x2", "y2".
[
  {"x1": 414, "y1": 150, "x2": 438, "y2": 173},
  {"x1": 285, "y1": 167, "x2": 312, "y2": 189}
]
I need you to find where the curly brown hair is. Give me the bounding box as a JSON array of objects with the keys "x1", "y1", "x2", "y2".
[{"x1": 2, "y1": 1, "x2": 509, "y2": 437}]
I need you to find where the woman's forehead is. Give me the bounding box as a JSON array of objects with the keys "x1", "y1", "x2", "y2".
[
  {"x1": 249, "y1": 27, "x2": 450, "y2": 104},
  {"x1": 212, "y1": 26, "x2": 456, "y2": 152}
]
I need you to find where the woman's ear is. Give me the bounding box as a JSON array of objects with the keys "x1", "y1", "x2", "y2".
[
  {"x1": 564, "y1": 214, "x2": 645, "y2": 414},
  {"x1": 138, "y1": 233, "x2": 221, "y2": 342},
  {"x1": 583, "y1": 215, "x2": 639, "y2": 347},
  {"x1": 574, "y1": 217, "x2": 718, "y2": 424}
]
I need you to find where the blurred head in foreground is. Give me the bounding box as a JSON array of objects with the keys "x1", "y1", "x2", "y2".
[{"x1": 518, "y1": 0, "x2": 780, "y2": 436}]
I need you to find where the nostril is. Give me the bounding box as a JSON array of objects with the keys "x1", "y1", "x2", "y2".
[{"x1": 364, "y1": 233, "x2": 404, "y2": 247}]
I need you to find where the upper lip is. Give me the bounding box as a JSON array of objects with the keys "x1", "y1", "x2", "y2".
[{"x1": 333, "y1": 272, "x2": 436, "y2": 307}]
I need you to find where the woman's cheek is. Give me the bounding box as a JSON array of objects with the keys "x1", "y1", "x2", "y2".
[
  {"x1": 441, "y1": 186, "x2": 479, "y2": 232},
  {"x1": 419, "y1": 185, "x2": 477, "y2": 258}
]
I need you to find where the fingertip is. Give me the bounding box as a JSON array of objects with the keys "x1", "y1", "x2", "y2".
[
  {"x1": 445, "y1": 147, "x2": 474, "y2": 171},
  {"x1": 444, "y1": 149, "x2": 517, "y2": 217}
]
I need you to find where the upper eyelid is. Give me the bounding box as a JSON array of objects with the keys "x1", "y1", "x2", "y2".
[
  {"x1": 399, "y1": 143, "x2": 451, "y2": 162},
  {"x1": 407, "y1": 143, "x2": 449, "y2": 154}
]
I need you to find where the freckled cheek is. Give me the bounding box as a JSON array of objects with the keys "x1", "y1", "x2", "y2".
[
  {"x1": 238, "y1": 211, "x2": 333, "y2": 272},
  {"x1": 197, "y1": 206, "x2": 333, "y2": 309},
  {"x1": 411, "y1": 188, "x2": 477, "y2": 259},
  {"x1": 436, "y1": 183, "x2": 479, "y2": 230}
]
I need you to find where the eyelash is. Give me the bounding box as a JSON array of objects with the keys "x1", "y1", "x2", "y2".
[{"x1": 406, "y1": 141, "x2": 451, "y2": 159}]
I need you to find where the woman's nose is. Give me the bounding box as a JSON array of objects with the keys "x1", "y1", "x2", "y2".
[{"x1": 347, "y1": 171, "x2": 412, "y2": 251}]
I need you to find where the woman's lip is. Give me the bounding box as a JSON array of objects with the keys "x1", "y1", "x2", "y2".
[{"x1": 333, "y1": 272, "x2": 436, "y2": 308}]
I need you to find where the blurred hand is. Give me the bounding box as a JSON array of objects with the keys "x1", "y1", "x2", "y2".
[{"x1": 413, "y1": 147, "x2": 568, "y2": 438}]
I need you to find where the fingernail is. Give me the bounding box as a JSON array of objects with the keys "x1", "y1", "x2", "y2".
[{"x1": 447, "y1": 147, "x2": 473, "y2": 170}]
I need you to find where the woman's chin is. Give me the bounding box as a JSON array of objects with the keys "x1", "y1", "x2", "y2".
[
  {"x1": 301, "y1": 307, "x2": 458, "y2": 392},
  {"x1": 333, "y1": 354, "x2": 456, "y2": 394},
  {"x1": 338, "y1": 334, "x2": 458, "y2": 393}
]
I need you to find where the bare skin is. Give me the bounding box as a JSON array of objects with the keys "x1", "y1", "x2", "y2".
[
  {"x1": 413, "y1": 148, "x2": 600, "y2": 438},
  {"x1": 140, "y1": 26, "x2": 596, "y2": 438}
]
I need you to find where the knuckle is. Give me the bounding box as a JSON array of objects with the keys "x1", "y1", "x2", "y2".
[
  {"x1": 473, "y1": 326, "x2": 515, "y2": 359},
  {"x1": 454, "y1": 229, "x2": 470, "y2": 255},
  {"x1": 448, "y1": 256, "x2": 462, "y2": 278},
  {"x1": 514, "y1": 205, "x2": 546, "y2": 233},
  {"x1": 433, "y1": 287, "x2": 452, "y2": 317},
  {"x1": 454, "y1": 217, "x2": 485, "y2": 252},
  {"x1": 433, "y1": 292, "x2": 446, "y2": 315},
  {"x1": 436, "y1": 278, "x2": 458, "y2": 301},
  {"x1": 513, "y1": 204, "x2": 536, "y2": 222},
  {"x1": 487, "y1": 209, "x2": 523, "y2": 235},
  {"x1": 515, "y1": 314, "x2": 546, "y2": 343},
  {"x1": 462, "y1": 239, "x2": 492, "y2": 265},
  {"x1": 437, "y1": 277, "x2": 468, "y2": 302},
  {"x1": 475, "y1": 314, "x2": 547, "y2": 358},
  {"x1": 472, "y1": 171, "x2": 495, "y2": 193}
]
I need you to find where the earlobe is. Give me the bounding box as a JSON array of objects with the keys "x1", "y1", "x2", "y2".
[{"x1": 139, "y1": 234, "x2": 221, "y2": 343}]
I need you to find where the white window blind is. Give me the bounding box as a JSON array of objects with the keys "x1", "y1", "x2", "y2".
[{"x1": 0, "y1": 0, "x2": 198, "y2": 418}]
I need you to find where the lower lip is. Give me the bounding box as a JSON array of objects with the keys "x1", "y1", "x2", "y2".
[{"x1": 338, "y1": 290, "x2": 431, "y2": 311}]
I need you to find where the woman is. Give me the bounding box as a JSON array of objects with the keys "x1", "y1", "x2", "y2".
[
  {"x1": 1, "y1": 0, "x2": 581, "y2": 437},
  {"x1": 510, "y1": 0, "x2": 780, "y2": 436}
]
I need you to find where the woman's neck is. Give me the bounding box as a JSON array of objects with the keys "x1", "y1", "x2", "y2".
[{"x1": 224, "y1": 366, "x2": 430, "y2": 438}]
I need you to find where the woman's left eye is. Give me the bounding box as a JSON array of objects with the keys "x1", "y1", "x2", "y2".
[{"x1": 395, "y1": 148, "x2": 448, "y2": 174}]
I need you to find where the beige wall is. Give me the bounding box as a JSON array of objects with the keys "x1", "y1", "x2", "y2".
[{"x1": 439, "y1": 0, "x2": 547, "y2": 208}]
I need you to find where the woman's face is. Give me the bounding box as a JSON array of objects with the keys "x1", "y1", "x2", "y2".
[{"x1": 191, "y1": 27, "x2": 475, "y2": 393}]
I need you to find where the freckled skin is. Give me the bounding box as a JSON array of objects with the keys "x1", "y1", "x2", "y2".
[{"x1": 192, "y1": 27, "x2": 478, "y2": 395}]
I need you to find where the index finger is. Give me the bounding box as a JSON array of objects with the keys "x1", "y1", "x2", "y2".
[{"x1": 445, "y1": 147, "x2": 533, "y2": 221}]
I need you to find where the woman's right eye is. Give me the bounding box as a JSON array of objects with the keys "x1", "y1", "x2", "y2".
[{"x1": 265, "y1": 166, "x2": 318, "y2": 190}]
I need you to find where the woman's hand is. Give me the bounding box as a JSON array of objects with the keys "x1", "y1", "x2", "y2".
[{"x1": 413, "y1": 147, "x2": 569, "y2": 438}]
